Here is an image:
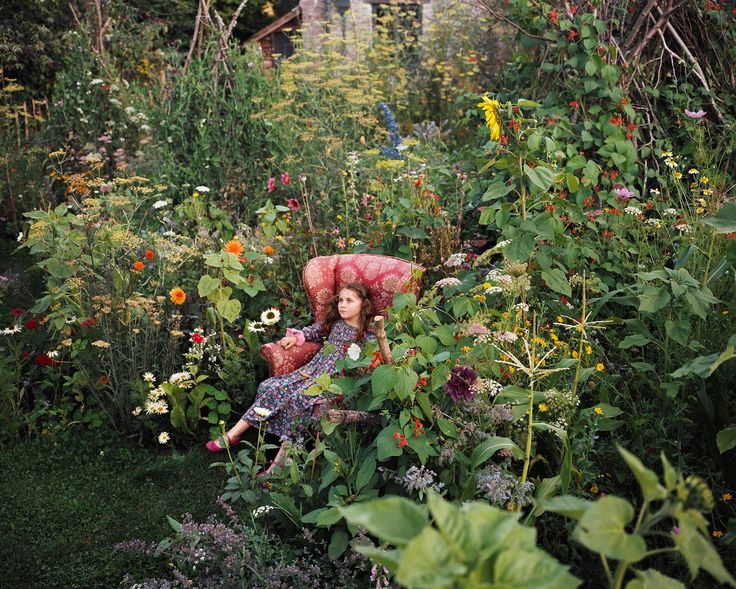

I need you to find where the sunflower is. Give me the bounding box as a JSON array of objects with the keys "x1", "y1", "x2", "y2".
[
  {"x1": 169, "y1": 287, "x2": 186, "y2": 305},
  {"x1": 260, "y1": 307, "x2": 281, "y2": 325},
  {"x1": 477, "y1": 94, "x2": 501, "y2": 141},
  {"x1": 224, "y1": 239, "x2": 244, "y2": 257}
]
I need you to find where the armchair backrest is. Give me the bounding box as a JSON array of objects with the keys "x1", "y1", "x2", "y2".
[{"x1": 302, "y1": 254, "x2": 423, "y2": 322}]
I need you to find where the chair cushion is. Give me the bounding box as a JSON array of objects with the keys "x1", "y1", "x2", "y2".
[
  {"x1": 260, "y1": 342, "x2": 322, "y2": 377},
  {"x1": 302, "y1": 254, "x2": 423, "y2": 322}
]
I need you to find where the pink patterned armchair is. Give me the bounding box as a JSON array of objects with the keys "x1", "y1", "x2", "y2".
[{"x1": 260, "y1": 254, "x2": 423, "y2": 376}]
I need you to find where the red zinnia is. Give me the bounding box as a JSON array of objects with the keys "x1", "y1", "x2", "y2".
[
  {"x1": 287, "y1": 198, "x2": 300, "y2": 212},
  {"x1": 10, "y1": 308, "x2": 25, "y2": 317},
  {"x1": 191, "y1": 332, "x2": 205, "y2": 344},
  {"x1": 144, "y1": 250, "x2": 155, "y2": 260},
  {"x1": 35, "y1": 354, "x2": 54, "y2": 367},
  {"x1": 281, "y1": 172, "x2": 291, "y2": 186},
  {"x1": 25, "y1": 318, "x2": 38, "y2": 330}
]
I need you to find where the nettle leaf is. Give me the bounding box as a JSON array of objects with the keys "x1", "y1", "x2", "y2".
[
  {"x1": 572, "y1": 496, "x2": 647, "y2": 562},
  {"x1": 617, "y1": 445, "x2": 667, "y2": 501},
  {"x1": 340, "y1": 497, "x2": 427, "y2": 547}
]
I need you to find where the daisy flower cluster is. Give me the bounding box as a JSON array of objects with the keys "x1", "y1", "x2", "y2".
[{"x1": 247, "y1": 307, "x2": 281, "y2": 333}]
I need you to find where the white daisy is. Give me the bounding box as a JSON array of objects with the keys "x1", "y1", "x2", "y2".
[
  {"x1": 158, "y1": 432, "x2": 170, "y2": 444},
  {"x1": 260, "y1": 308, "x2": 281, "y2": 325},
  {"x1": 248, "y1": 321, "x2": 265, "y2": 333},
  {"x1": 142, "y1": 372, "x2": 156, "y2": 383}
]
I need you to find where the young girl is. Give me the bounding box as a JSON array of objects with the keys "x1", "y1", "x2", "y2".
[{"x1": 206, "y1": 283, "x2": 376, "y2": 470}]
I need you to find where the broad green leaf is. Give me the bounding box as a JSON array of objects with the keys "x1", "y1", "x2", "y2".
[
  {"x1": 396, "y1": 526, "x2": 467, "y2": 588},
  {"x1": 674, "y1": 507, "x2": 736, "y2": 586},
  {"x1": 471, "y1": 436, "x2": 523, "y2": 469},
  {"x1": 626, "y1": 568, "x2": 687, "y2": 589},
  {"x1": 506, "y1": 234, "x2": 536, "y2": 261},
  {"x1": 619, "y1": 334, "x2": 651, "y2": 349},
  {"x1": 355, "y1": 456, "x2": 376, "y2": 492},
  {"x1": 542, "y1": 495, "x2": 593, "y2": 520},
  {"x1": 340, "y1": 497, "x2": 427, "y2": 547},
  {"x1": 483, "y1": 180, "x2": 515, "y2": 201},
  {"x1": 717, "y1": 425, "x2": 736, "y2": 454},
  {"x1": 703, "y1": 202, "x2": 736, "y2": 233},
  {"x1": 494, "y1": 547, "x2": 582, "y2": 589},
  {"x1": 371, "y1": 365, "x2": 395, "y2": 397},
  {"x1": 665, "y1": 320, "x2": 690, "y2": 346},
  {"x1": 464, "y1": 503, "x2": 520, "y2": 560},
  {"x1": 376, "y1": 425, "x2": 403, "y2": 461},
  {"x1": 427, "y1": 491, "x2": 479, "y2": 564},
  {"x1": 541, "y1": 268, "x2": 572, "y2": 296},
  {"x1": 215, "y1": 298, "x2": 241, "y2": 323},
  {"x1": 524, "y1": 164, "x2": 555, "y2": 192},
  {"x1": 617, "y1": 445, "x2": 667, "y2": 501},
  {"x1": 328, "y1": 529, "x2": 349, "y2": 559},
  {"x1": 638, "y1": 286, "x2": 671, "y2": 314},
  {"x1": 572, "y1": 496, "x2": 647, "y2": 562},
  {"x1": 353, "y1": 546, "x2": 401, "y2": 572}
]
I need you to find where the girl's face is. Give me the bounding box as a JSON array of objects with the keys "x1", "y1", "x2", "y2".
[{"x1": 337, "y1": 288, "x2": 363, "y2": 324}]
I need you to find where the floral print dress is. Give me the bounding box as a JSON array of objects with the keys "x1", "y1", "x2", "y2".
[{"x1": 241, "y1": 320, "x2": 372, "y2": 441}]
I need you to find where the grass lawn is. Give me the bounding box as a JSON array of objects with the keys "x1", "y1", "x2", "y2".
[{"x1": 0, "y1": 429, "x2": 226, "y2": 589}]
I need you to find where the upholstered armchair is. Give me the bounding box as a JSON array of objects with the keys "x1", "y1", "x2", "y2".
[{"x1": 260, "y1": 254, "x2": 423, "y2": 377}]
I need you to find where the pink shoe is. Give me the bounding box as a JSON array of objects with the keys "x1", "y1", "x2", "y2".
[{"x1": 205, "y1": 434, "x2": 239, "y2": 453}]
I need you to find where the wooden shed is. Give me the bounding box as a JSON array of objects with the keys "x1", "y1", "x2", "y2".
[{"x1": 247, "y1": 6, "x2": 301, "y2": 67}]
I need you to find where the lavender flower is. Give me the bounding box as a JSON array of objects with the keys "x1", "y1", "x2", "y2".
[
  {"x1": 476, "y1": 464, "x2": 534, "y2": 507},
  {"x1": 445, "y1": 365, "x2": 478, "y2": 402},
  {"x1": 684, "y1": 109, "x2": 706, "y2": 119}
]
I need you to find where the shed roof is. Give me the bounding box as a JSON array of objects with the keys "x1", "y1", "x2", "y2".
[{"x1": 246, "y1": 6, "x2": 302, "y2": 43}]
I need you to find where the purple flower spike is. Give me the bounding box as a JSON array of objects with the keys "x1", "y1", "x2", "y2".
[
  {"x1": 613, "y1": 187, "x2": 635, "y2": 200},
  {"x1": 684, "y1": 109, "x2": 706, "y2": 119}
]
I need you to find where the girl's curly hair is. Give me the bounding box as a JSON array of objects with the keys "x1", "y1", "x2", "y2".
[{"x1": 321, "y1": 282, "x2": 374, "y2": 341}]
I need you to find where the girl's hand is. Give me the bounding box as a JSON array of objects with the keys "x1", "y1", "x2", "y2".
[{"x1": 279, "y1": 335, "x2": 298, "y2": 350}]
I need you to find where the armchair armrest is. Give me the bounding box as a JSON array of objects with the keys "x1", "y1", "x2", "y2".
[{"x1": 260, "y1": 342, "x2": 322, "y2": 377}]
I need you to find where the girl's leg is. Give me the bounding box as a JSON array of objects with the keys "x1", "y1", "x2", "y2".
[{"x1": 206, "y1": 417, "x2": 252, "y2": 451}]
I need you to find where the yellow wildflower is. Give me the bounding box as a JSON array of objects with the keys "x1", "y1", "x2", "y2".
[
  {"x1": 477, "y1": 94, "x2": 501, "y2": 141},
  {"x1": 461, "y1": 346, "x2": 472, "y2": 353},
  {"x1": 696, "y1": 207, "x2": 704, "y2": 215},
  {"x1": 594, "y1": 407, "x2": 604, "y2": 415},
  {"x1": 585, "y1": 345, "x2": 592, "y2": 356},
  {"x1": 700, "y1": 176, "x2": 709, "y2": 184},
  {"x1": 538, "y1": 403, "x2": 548, "y2": 412},
  {"x1": 674, "y1": 172, "x2": 683, "y2": 179},
  {"x1": 712, "y1": 530, "x2": 724, "y2": 538},
  {"x1": 688, "y1": 168, "x2": 699, "y2": 175},
  {"x1": 596, "y1": 362, "x2": 605, "y2": 372},
  {"x1": 572, "y1": 350, "x2": 579, "y2": 359},
  {"x1": 722, "y1": 492, "x2": 733, "y2": 502}
]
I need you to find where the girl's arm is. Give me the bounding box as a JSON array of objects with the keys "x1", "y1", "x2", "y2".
[{"x1": 282, "y1": 322, "x2": 322, "y2": 347}]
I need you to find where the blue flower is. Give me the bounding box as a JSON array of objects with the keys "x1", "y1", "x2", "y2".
[{"x1": 379, "y1": 102, "x2": 404, "y2": 159}]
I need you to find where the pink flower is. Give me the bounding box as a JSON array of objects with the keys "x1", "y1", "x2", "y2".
[
  {"x1": 266, "y1": 177, "x2": 276, "y2": 193},
  {"x1": 281, "y1": 172, "x2": 291, "y2": 186},
  {"x1": 684, "y1": 109, "x2": 706, "y2": 119},
  {"x1": 613, "y1": 187, "x2": 635, "y2": 200},
  {"x1": 287, "y1": 198, "x2": 300, "y2": 212}
]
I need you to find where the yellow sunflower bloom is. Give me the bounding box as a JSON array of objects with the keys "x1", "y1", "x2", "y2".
[{"x1": 477, "y1": 94, "x2": 501, "y2": 141}]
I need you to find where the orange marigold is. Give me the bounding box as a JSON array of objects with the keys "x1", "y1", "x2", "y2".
[
  {"x1": 133, "y1": 260, "x2": 144, "y2": 272},
  {"x1": 170, "y1": 287, "x2": 186, "y2": 305},
  {"x1": 144, "y1": 249, "x2": 155, "y2": 260},
  {"x1": 263, "y1": 245, "x2": 275, "y2": 256},
  {"x1": 224, "y1": 239, "x2": 243, "y2": 256},
  {"x1": 98, "y1": 376, "x2": 109, "y2": 386}
]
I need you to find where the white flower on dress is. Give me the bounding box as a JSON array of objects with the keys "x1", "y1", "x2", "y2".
[
  {"x1": 347, "y1": 343, "x2": 361, "y2": 361},
  {"x1": 253, "y1": 407, "x2": 273, "y2": 419}
]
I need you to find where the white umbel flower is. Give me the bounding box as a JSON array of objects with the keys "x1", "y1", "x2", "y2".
[{"x1": 347, "y1": 343, "x2": 361, "y2": 361}]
